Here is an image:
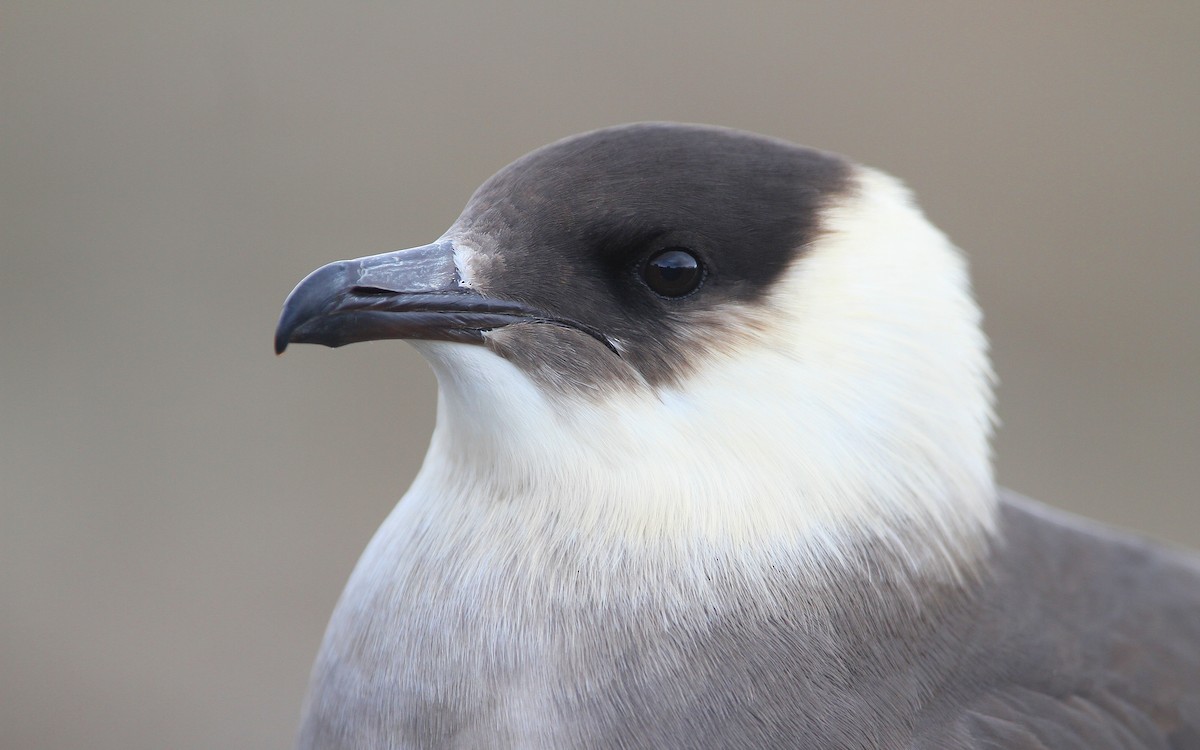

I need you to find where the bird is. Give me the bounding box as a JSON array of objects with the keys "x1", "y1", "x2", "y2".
[{"x1": 275, "y1": 122, "x2": 1200, "y2": 749}]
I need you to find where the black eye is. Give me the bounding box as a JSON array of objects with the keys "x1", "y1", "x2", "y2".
[{"x1": 642, "y1": 248, "x2": 704, "y2": 298}]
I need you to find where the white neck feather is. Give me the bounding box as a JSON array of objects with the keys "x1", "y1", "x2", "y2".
[{"x1": 407, "y1": 166, "x2": 997, "y2": 585}]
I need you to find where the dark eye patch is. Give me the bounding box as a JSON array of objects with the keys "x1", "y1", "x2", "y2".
[{"x1": 454, "y1": 123, "x2": 853, "y2": 389}]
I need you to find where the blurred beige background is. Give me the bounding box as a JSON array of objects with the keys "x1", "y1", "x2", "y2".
[{"x1": 2, "y1": 3, "x2": 1196, "y2": 749}]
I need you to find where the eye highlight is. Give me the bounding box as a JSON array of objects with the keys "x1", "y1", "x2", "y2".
[{"x1": 642, "y1": 248, "x2": 704, "y2": 298}]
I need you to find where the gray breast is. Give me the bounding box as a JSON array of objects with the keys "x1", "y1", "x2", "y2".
[{"x1": 294, "y1": 491, "x2": 1200, "y2": 749}]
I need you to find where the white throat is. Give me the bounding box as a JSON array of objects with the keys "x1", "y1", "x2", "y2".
[{"x1": 407, "y1": 167, "x2": 997, "y2": 584}]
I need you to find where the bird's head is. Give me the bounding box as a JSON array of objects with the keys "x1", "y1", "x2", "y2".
[{"x1": 276, "y1": 123, "x2": 996, "y2": 569}]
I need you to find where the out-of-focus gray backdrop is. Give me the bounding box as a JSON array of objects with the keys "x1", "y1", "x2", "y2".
[{"x1": 2, "y1": 4, "x2": 1196, "y2": 749}]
